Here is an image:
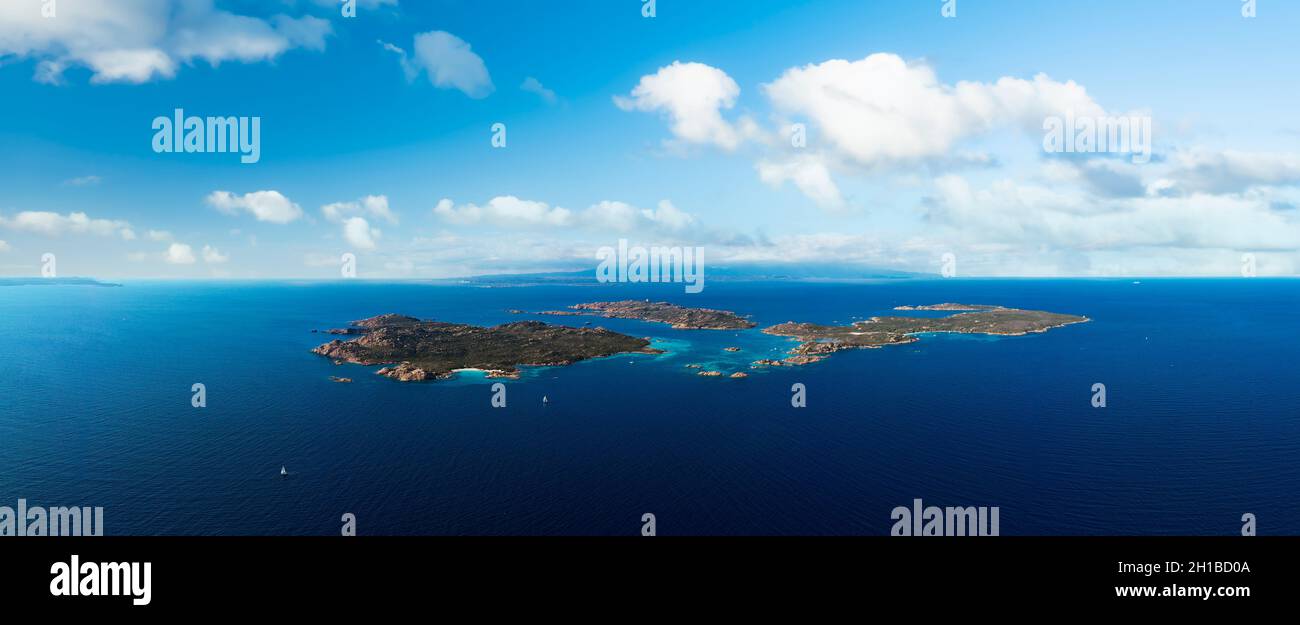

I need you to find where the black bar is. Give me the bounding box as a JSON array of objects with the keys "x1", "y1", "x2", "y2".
[{"x1": 0, "y1": 537, "x2": 1282, "y2": 612}]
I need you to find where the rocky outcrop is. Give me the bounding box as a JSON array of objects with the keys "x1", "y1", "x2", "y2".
[{"x1": 376, "y1": 362, "x2": 438, "y2": 382}]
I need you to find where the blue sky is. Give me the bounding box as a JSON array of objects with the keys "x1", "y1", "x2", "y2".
[{"x1": 1, "y1": 0, "x2": 1298, "y2": 278}]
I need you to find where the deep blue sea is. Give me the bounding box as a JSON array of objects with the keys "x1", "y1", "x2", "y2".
[{"x1": 1, "y1": 279, "x2": 1297, "y2": 535}]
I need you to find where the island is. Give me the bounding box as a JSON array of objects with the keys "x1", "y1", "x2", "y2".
[
  {"x1": 536, "y1": 300, "x2": 756, "y2": 330},
  {"x1": 312, "y1": 314, "x2": 663, "y2": 382},
  {"x1": 762, "y1": 304, "x2": 1089, "y2": 366}
]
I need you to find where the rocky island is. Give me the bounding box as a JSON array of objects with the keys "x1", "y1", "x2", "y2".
[
  {"x1": 537, "y1": 300, "x2": 757, "y2": 330},
  {"x1": 763, "y1": 304, "x2": 1089, "y2": 366},
  {"x1": 312, "y1": 314, "x2": 662, "y2": 382}
]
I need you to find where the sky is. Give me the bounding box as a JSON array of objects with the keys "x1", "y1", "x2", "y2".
[{"x1": 1, "y1": 0, "x2": 1298, "y2": 279}]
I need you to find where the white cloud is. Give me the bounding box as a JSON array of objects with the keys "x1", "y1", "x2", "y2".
[
  {"x1": 1166, "y1": 149, "x2": 1300, "y2": 194},
  {"x1": 757, "y1": 155, "x2": 845, "y2": 208},
  {"x1": 615, "y1": 61, "x2": 746, "y2": 150},
  {"x1": 322, "y1": 195, "x2": 397, "y2": 224},
  {"x1": 342, "y1": 217, "x2": 379, "y2": 250},
  {"x1": 520, "y1": 76, "x2": 557, "y2": 104},
  {"x1": 201, "y1": 245, "x2": 228, "y2": 264},
  {"x1": 207, "y1": 190, "x2": 304, "y2": 224},
  {"x1": 0, "y1": 0, "x2": 334, "y2": 84},
  {"x1": 640, "y1": 199, "x2": 695, "y2": 231},
  {"x1": 581, "y1": 199, "x2": 695, "y2": 233},
  {"x1": 922, "y1": 173, "x2": 1300, "y2": 260},
  {"x1": 0, "y1": 240, "x2": 9, "y2": 252},
  {"x1": 434, "y1": 196, "x2": 572, "y2": 228},
  {"x1": 617, "y1": 54, "x2": 1107, "y2": 208},
  {"x1": 762, "y1": 53, "x2": 1104, "y2": 169},
  {"x1": 0, "y1": 210, "x2": 134, "y2": 239},
  {"x1": 166, "y1": 243, "x2": 196, "y2": 265},
  {"x1": 147, "y1": 230, "x2": 173, "y2": 242},
  {"x1": 381, "y1": 31, "x2": 493, "y2": 98}
]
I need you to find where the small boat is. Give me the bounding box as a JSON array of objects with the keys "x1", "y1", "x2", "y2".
[
  {"x1": 280, "y1": 466, "x2": 287, "y2": 476},
  {"x1": 542, "y1": 396, "x2": 549, "y2": 404}
]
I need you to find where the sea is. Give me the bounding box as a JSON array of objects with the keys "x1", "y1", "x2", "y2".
[{"x1": 0, "y1": 278, "x2": 1296, "y2": 535}]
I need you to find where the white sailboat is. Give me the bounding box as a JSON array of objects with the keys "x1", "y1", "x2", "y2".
[
  {"x1": 542, "y1": 395, "x2": 549, "y2": 405},
  {"x1": 280, "y1": 466, "x2": 287, "y2": 476}
]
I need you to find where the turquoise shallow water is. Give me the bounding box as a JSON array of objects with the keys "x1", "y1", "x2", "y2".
[{"x1": 0, "y1": 278, "x2": 1297, "y2": 535}]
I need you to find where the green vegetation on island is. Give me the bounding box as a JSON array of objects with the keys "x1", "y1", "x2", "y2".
[
  {"x1": 761, "y1": 304, "x2": 1089, "y2": 366},
  {"x1": 313, "y1": 314, "x2": 662, "y2": 382},
  {"x1": 536, "y1": 300, "x2": 757, "y2": 330}
]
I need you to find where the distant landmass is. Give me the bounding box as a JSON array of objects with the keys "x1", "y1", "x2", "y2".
[
  {"x1": 442, "y1": 263, "x2": 922, "y2": 287},
  {"x1": 0, "y1": 277, "x2": 121, "y2": 287}
]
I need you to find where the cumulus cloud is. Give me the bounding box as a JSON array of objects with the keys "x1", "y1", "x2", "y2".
[
  {"x1": 0, "y1": 240, "x2": 9, "y2": 252},
  {"x1": 207, "y1": 190, "x2": 304, "y2": 224},
  {"x1": 380, "y1": 30, "x2": 493, "y2": 98},
  {"x1": 431, "y1": 195, "x2": 700, "y2": 238},
  {"x1": 0, "y1": 0, "x2": 333, "y2": 84},
  {"x1": 434, "y1": 196, "x2": 572, "y2": 228},
  {"x1": 166, "y1": 243, "x2": 196, "y2": 265},
  {"x1": 322, "y1": 195, "x2": 397, "y2": 224},
  {"x1": 342, "y1": 217, "x2": 379, "y2": 250},
  {"x1": 0, "y1": 210, "x2": 134, "y2": 239},
  {"x1": 618, "y1": 53, "x2": 1111, "y2": 209},
  {"x1": 615, "y1": 61, "x2": 748, "y2": 150},
  {"x1": 201, "y1": 245, "x2": 228, "y2": 264},
  {"x1": 1165, "y1": 149, "x2": 1300, "y2": 195},
  {"x1": 762, "y1": 53, "x2": 1103, "y2": 169},
  {"x1": 147, "y1": 230, "x2": 173, "y2": 242},
  {"x1": 520, "y1": 76, "x2": 557, "y2": 104},
  {"x1": 757, "y1": 155, "x2": 845, "y2": 208},
  {"x1": 581, "y1": 200, "x2": 695, "y2": 233},
  {"x1": 922, "y1": 173, "x2": 1300, "y2": 258}
]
